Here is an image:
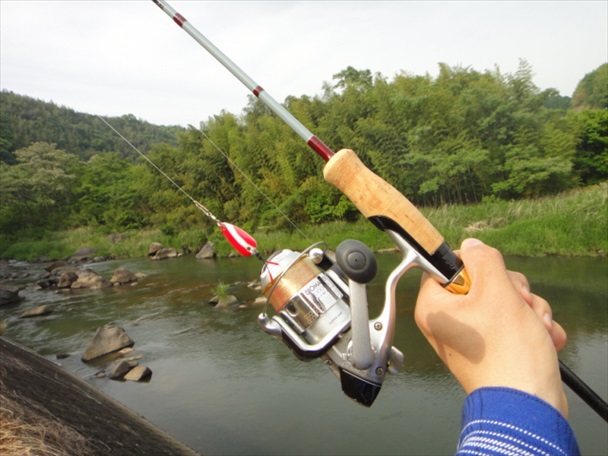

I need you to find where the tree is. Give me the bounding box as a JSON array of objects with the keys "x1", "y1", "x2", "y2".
[
  {"x1": 74, "y1": 152, "x2": 147, "y2": 230},
  {"x1": 0, "y1": 142, "x2": 79, "y2": 231},
  {"x1": 572, "y1": 63, "x2": 608, "y2": 111},
  {"x1": 572, "y1": 110, "x2": 608, "y2": 184},
  {"x1": 332, "y1": 67, "x2": 373, "y2": 92}
]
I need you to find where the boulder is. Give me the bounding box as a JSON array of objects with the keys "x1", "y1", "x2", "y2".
[
  {"x1": 196, "y1": 241, "x2": 215, "y2": 259},
  {"x1": 19, "y1": 305, "x2": 52, "y2": 318},
  {"x1": 124, "y1": 365, "x2": 152, "y2": 382},
  {"x1": 147, "y1": 242, "x2": 163, "y2": 257},
  {"x1": 44, "y1": 260, "x2": 66, "y2": 272},
  {"x1": 110, "y1": 268, "x2": 138, "y2": 286},
  {"x1": 71, "y1": 269, "x2": 111, "y2": 289},
  {"x1": 247, "y1": 280, "x2": 262, "y2": 291},
  {"x1": 0, "y1": 285, "x2": 24, "y2": 306},
  {"x1": 48, "y1": 266, "x2": 78, "y2": 287},
  {"x1": 57, "y1": 270, "x2": 79, "y2": 289},
  {"x1": 151, "y1": 248, "x2": 179, "y2": 261},
  {"x1": 210, "y1": 295, "x2": 238, "y2": 309},
  {"x1": 253, "y1": 296, "x2": 267, "y2": 306},
  {"x1": 81, "y1": 324, "x2": 134, "y2": 362},
  {"x1": 106, "y1": 359, "x2": 136, "y2": 380},
  {"x1": 70, "y1": 247, "x2": 97, "y2": 263},
  {"x1": 36, "y1": 279, "x2": 52, "y2": 290}
]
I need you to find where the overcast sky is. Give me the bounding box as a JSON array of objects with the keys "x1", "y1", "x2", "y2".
[{"x1": 1, "y1": 1, "x2": 606, "y2": 127}]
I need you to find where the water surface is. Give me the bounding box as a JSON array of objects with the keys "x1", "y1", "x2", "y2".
[{"x1": 1, "y1": 254, "x2": 606, "y2": 455}]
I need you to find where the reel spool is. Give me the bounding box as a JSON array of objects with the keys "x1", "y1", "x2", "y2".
[{"x1": 258, "y1": 243, "x2": 351, "y2": 358}]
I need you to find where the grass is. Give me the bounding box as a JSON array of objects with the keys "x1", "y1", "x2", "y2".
[
  {"x1": 211, "y1": 281, "x2": 230, "y2": 299},
  {"x1": 0, "y1": 183, "x2": 605, "y2": 261},
  {"x1": 425, "y1": 182, "x2": 607, "y2": 256}
]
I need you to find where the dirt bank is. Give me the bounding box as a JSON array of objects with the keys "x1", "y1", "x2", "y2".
[{"x1": 0, "y1": 337, "x2": 199, "y2": 455}]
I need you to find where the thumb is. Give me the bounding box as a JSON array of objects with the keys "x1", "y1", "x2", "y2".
[{"x1": 459, "y1": 238, "x2": 511, "y2": 298}]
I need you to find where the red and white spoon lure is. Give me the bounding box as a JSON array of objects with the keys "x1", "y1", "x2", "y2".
[{"x1": 219, "y1": 222, "x2": 259, "y2": 258}]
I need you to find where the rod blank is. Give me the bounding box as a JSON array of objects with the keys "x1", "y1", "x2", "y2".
[{"x1": 152, "y1": 0, "x2": 334, "y2": 162}]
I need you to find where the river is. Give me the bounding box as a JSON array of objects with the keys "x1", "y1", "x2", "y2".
[{"x1": 1, "y1": 252, "x2": 606, "y2": 455}]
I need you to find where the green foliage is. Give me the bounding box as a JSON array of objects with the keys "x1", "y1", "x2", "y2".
[
  {"x1": 426, "y1": 183, "x2": 607, "y2": 256},
  {"x1": 0, "y1": 90, "x2": 183, "y2": 162},
  {"x1": 73, "y1": 152, "x2": 149, "y2": 230},
  {"x1": 1, "y1": 184, "x2": 604, "y2": 261},
  {"x1": 0, "y1": 142, "x2": 79, "y2": 231},
  {"x1": 1, "y1": 62, "x2": 605, "y2": 249},
  {"x1": 572, "y1": 63, "x2": 608, "y2": 111},
  {"x1": 572, "y1": 110, "x2": 608, "y2": 184},
  {"x1": 212, "y1": 281, "x2": 230, "y2": 299}
]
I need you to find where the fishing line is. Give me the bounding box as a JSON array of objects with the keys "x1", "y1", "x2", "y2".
[
  {"x1": 192, "y1": 124, "x2": 311, "y2": 241},
  {"x1": 97, "y1": 115, "x2": 221, "y2": 225},
  {"x1": 96, "y1": 115, "x2": 261, "y2": 260}
]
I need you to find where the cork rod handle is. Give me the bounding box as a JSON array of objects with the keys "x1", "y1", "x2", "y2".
[{"x1": 323, "y1": 149, "x2": 444, "y2": 255}]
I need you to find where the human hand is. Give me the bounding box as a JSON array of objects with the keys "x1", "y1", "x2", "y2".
[{"x1": 414, "y1": 238, "x2": 568, "y2": 417}]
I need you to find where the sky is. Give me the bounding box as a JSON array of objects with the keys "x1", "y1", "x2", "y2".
[{"x1": 1, "y1": 1, "x2": 606, "y2": 127}]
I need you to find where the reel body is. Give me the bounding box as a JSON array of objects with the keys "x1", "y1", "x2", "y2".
[{"x1": 258, "y1": 232, "x2": 458, "y2": 407}]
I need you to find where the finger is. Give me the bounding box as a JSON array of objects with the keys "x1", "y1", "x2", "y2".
[
  {"x1": 415, "y1": 272, "x2": 457, "y2": 329},
  {"x1": 529, "y1": 293, "x2": 568, "y2": 351},
  {"x1": 459, "y1": 239, "x2": 508, "y2": 280},
  {"x1": 459, "y1": 239, "x2": 518, "y2": 307},
  {"x1": 550, "y1": 320, "x2": 567, "y2": 352},
  {"x1": 507, "y1": 271, "x2": 533, "y2": 306}
]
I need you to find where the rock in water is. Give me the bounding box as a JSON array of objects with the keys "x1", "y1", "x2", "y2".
[
  {"x1": 19, "y1": 305, "x2": 53, "y2": 318},
  {"x1": 253, "y1": 296, "x2": 267, "y2": 306},
  {"x1": 70, "y1": 247, "x2": 97, "y2": 263},
  {"x1": 106, "y1": 359, "x2": 136, "y2": 380},
  {"x1": 151, "y1": 248, "x2": 179, "y2": 261},
  {"x1": 211, "y1": 295, "x2": 238, "y2": 309},
  {"x1": 0, "y1": 285, "x2": 23, "y2": 306},
  {"x1": 71, "y1": 269, "x2": 111, "y2": 289},
  {"x1": 147, "y1": 242, "x2": 163, "y2": 257},
  {"x1": 110, "y1": 268, "x2": 138, "y2": 286},
  {"x1": 57, "y1": 270, "x2": 79, "y2": 288},
  {"x1": 196, "y1": 241, "x2": 215, "y2": 259},
  {"x1": 82, "y1": 324, "x2": 134, "y2": 362},
  {"x1": 124, "y1": 365, "x2": 152, "y2": 382}
]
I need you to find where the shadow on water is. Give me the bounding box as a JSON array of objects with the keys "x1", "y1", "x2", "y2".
[{"x1": 1, "y1": 253, "x2": 606, "y2": 455}]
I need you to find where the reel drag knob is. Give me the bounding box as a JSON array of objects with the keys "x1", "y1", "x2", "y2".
[{"x1": 335, "y1": 239, "x2": 377, "y2": 284}]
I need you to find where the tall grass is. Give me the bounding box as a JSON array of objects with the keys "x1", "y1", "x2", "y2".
[
  {"x1": 425, "y1": 182, "x2": 607, "y2": 256},
  {"x1": 0, "y1": 184, "x2": 605, "y2": 261}
]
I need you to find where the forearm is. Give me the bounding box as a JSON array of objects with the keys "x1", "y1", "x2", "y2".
[{"x1": 457, "y1": 387, "x2": 580, "y2": 456}]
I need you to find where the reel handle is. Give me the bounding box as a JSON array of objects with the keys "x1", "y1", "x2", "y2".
[{"x1": 324, "y1": 149, "x2": 470, "y2": 294}]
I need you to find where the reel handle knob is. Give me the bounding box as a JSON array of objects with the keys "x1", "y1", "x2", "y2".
[{"x1": 336, "y1": 239, "x2": 377, "y2": 284}]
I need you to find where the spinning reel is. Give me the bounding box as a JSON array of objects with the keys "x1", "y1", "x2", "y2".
[{"x1": 258, "y1": 231, "x2": 455, "y2": 407}]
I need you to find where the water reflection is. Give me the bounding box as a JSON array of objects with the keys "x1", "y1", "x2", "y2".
[{"x1": 1, "y1": 254, "x2": 606, "y2": 455}]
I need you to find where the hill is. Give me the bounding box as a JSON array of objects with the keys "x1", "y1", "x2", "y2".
[{"x1": 0, "y1": 90, "x2": 185, "y2": 163}]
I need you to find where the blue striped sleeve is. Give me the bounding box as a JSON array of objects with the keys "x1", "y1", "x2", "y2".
[{"x1": 457, "y1": 387, "x2": 580, "y2": 456}]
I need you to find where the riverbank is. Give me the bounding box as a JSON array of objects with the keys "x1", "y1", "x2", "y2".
[
  {"x1": 1, "y1": 183, "x2": 605, "y2": 261},
  {"x1": 0, "y1": 337, "x2": 199, "y2": 456}
]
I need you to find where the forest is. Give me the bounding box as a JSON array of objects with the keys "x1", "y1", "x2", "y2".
[{"x1": 0, "y1": 61, "x2": 606, "y2": 241}]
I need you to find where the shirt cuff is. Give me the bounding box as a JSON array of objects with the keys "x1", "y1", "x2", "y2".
[{"x1": 458, "y1": 387, "x2": 580, "y2": 456}]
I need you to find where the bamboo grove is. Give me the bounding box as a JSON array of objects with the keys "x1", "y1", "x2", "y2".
[{"x1": 0, "y1": 62, "x2": 606, "y2": 237}]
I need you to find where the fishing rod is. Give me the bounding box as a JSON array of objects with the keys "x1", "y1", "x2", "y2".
[
  {"x1": 150, "y1": 0, "x2": 468, "y2": 296},
  {"x1": 151, "y1": 0, "x2": 608, "y2": 418},
  {"x1": 97, "y1": 115, "x2": 259, "y2": 259}
]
